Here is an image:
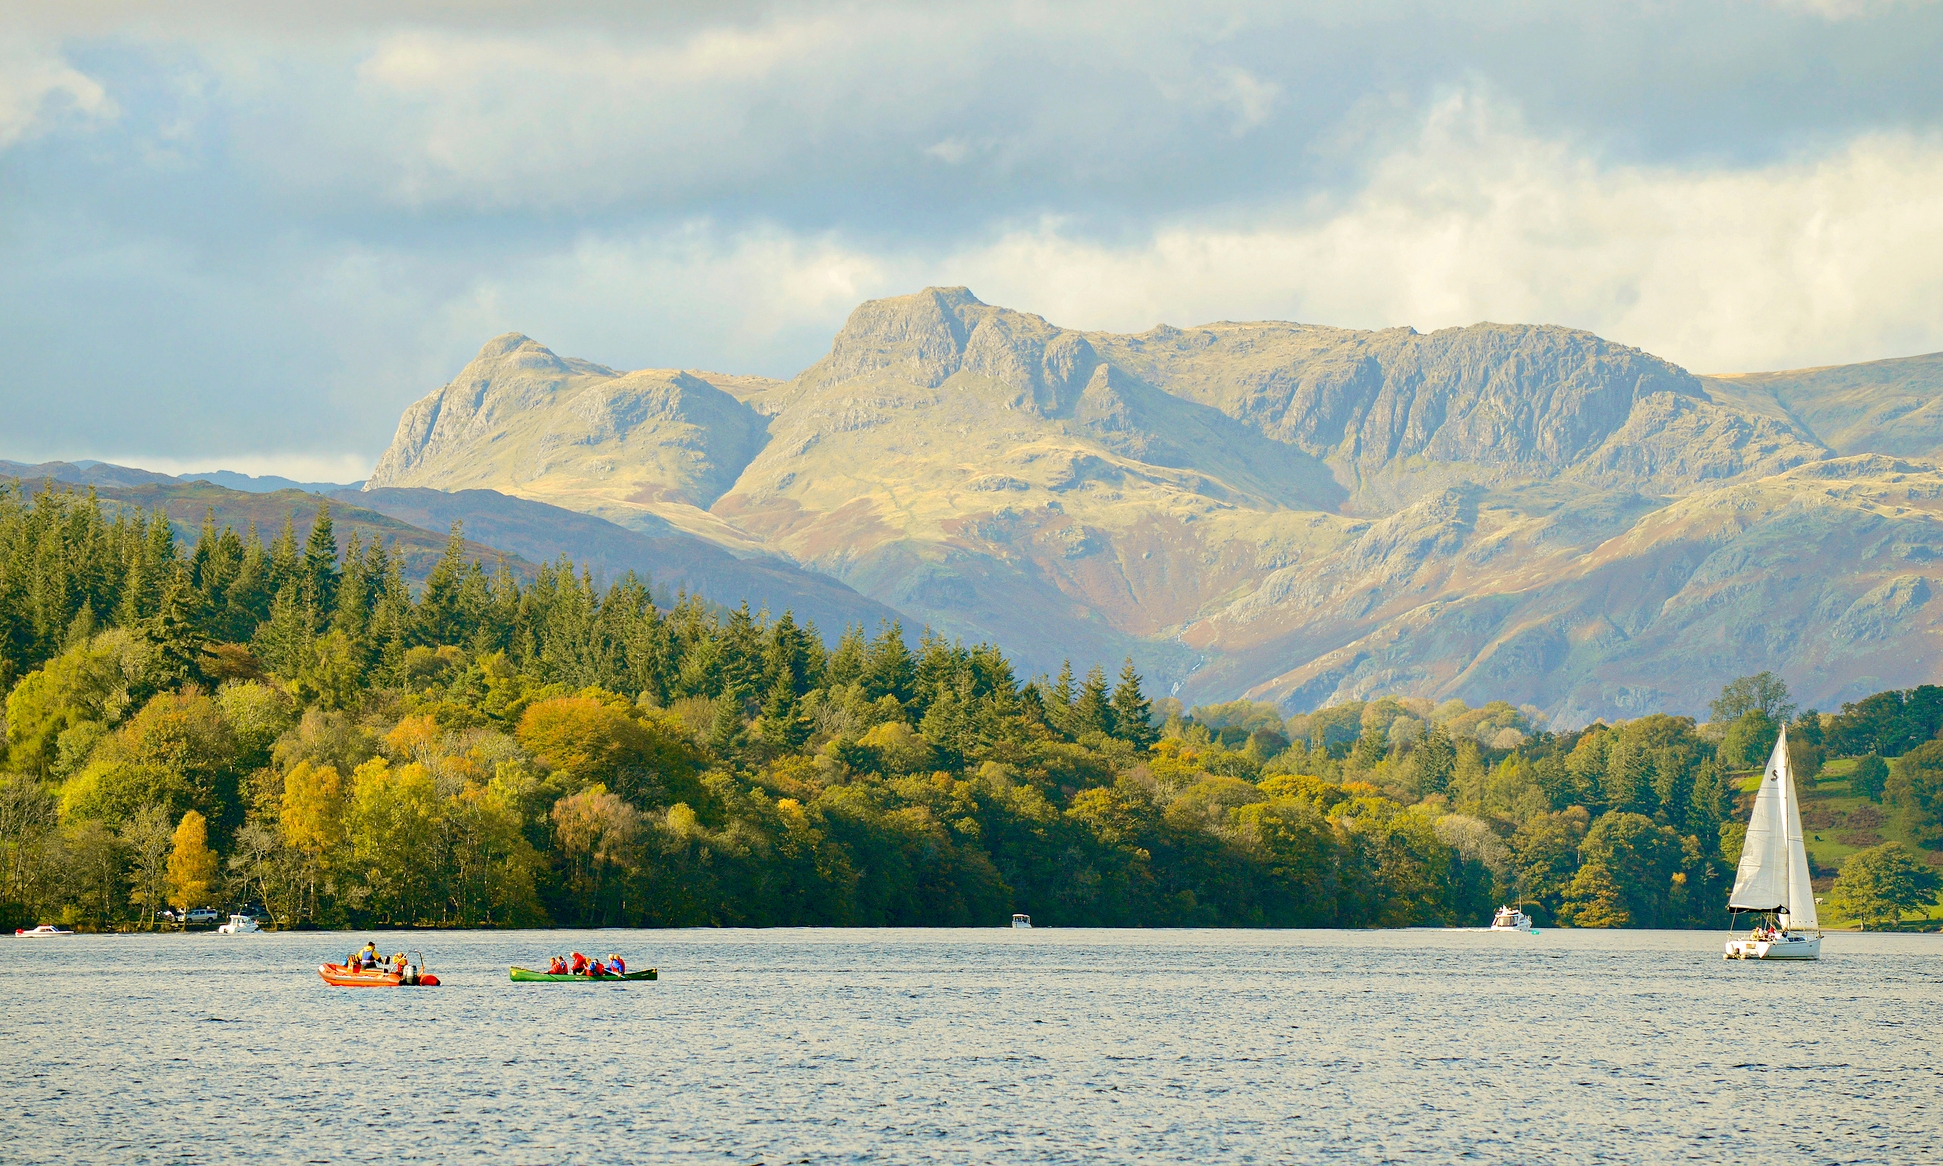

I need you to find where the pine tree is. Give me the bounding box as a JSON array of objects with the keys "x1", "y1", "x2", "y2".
[
  {"x1": 415, "y1": 522, "x2": 470, "y2": 647},
  {"x1": 141, "y1": 563, "x2": 207, "y2": 688},
  {"x1": 1417, "y1": 723, "x2": 1456, "y2": 795},
  {"x1": 824, "y1": 624, "x2": 867, "y2": 688},
  {"x1": 302, "y1": 501, "x2": 339, "y2": 614},
  {"x1": 1109, "y1": 658, "x2": 1158, "y2": 749},
  {"x1": 268, "y1": 514, "x2": 301, "y2": 597},
  {"x1": 863, "y1": 621, "x2": 915, "y2": 705},
  {"x1": 1074, "y1": 665, "x2": 1113, "y2": 737}
]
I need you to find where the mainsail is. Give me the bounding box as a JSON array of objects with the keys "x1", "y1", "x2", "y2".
[{"x1": 1728, "y1": 725, "x2": 1817, "y2": 927}]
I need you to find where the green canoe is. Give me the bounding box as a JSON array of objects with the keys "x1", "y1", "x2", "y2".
[{"x1": 509, "y1": 965, "x2": 657, "y2": 982}]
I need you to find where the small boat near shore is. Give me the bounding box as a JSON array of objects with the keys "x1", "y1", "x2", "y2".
[
  {"x1": 14, "y1": 924, "x2": 74, "y2": 937},
  {"x1": 1489, "y1": 905, "x2": 1536, "y2": 933},
  {"x1": 509, "y1": 966, "x2": 657, "y2": 982},
  {"x1": 218, "y1": 914, "x2": 262, "y2": 934}
]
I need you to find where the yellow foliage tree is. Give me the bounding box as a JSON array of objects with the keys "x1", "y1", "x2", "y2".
[
  {"x1": 280, "y1": 762, "x2": 346, "y2": 855},
  {"x1": 165, "y1": 810, "x2": 218, "y2": 911},
  {"x1": 346, "y1": 758, "x2": 440, "y2": 923}
]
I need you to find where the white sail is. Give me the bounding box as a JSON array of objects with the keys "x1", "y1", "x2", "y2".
[
  {"x1": 1728, "y1": 725, "x2": 1793, "y2": 912},
  {"x1": 1780, "y1": 727, "x2": 1818, "y2": 929}
]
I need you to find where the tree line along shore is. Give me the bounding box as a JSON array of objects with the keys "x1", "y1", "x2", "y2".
[{"x1": 2, "y1": 482, "x2": 1940, "y2": 933}]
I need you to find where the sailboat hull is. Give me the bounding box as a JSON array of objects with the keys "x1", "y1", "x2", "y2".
[{"x1": 1724, "y1": 934, "x2": 1821, "y2": 960}]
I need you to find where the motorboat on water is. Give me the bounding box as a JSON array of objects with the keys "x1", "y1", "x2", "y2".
[
  {"x1": 218, "y1": 914, "x2": 261, "y2": 934},
  {"x1": 319, "y1": 949, "x2": 440, "y2": 987},
  {"x1": 1011, "y1": 913, "x2": 1032, "y2": 929},
  {"x1": 1725, "y1": 726, "x2": 1822, "y2": 961},
  {"x1": 1489, "y1": 906, "x2": 1535, "y2": 933},
  {"x1": 14, "y1": 924, "x2": 74, "y2": 937}
]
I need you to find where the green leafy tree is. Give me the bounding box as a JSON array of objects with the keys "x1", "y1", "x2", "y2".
[
  {"x1": 1829, "y1": 843, "x2": 1942, "y2": 930},
  {"x1": 1851, "y1": 753, "x2": 1889, "y2": 802},
  {"x1": 1711, "y1": 673, "x2": 1796, "y2": 727}
]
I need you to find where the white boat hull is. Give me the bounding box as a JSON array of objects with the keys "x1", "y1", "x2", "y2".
[{"x1": 1725, "y1": 933, "x2": 1821, "y2": 960}]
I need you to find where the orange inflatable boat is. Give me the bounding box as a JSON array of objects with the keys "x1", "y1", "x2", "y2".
[{"x1": 318, "y1": 956, "x2": 440, "y2": 987}]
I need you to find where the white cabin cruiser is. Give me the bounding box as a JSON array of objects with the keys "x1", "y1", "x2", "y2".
[
  {"x1": 1489, "y1": 905, "x2": 1535, "y2": 933},
  {"x1": 14, "y1": 924, "x2": 74, "y2": 937},
  {"x1": 1725, "y1": 726, "x2": 1821, "y2": 961},
  {"x1": 218, "y1": 913, "x2": 262, "y2": 934},
  {"x1": 1011, "y1": 913, "x2": 1032, "y2": 929}
]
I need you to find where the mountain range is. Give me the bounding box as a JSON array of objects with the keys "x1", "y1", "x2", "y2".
[{"x1": 360, "y1": 288, "x2": 1943, "y2": 725}]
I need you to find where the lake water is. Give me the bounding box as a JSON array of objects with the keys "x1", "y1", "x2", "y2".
[{"x1": 3, "y1": 928, "x2": 1938, "y2": 1164}]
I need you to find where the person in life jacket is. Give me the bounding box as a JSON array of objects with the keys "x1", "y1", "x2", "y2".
[
  {"x1": 587, "y1": 959, "x2": 607, "y2": 978},
  {"x1": 606, "y1": 954, "x2": 626, "y2": 976},
  {"x1": 359, "y1": 941, "x2": 380, "y2": 968},
  {"x1": 569, "y1": 952, "x2": 588, "y2": 975},
  {"x1": 546, "y1": 955, "x2": 568, "y2": 975}
]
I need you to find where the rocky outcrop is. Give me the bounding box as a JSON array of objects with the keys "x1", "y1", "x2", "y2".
[
  {"x1": 364, "y1": 292, "x2": 1943, "y2": 722},
  {"x1": 366, "y1": 333, "x2": 775, "y2": 541}
]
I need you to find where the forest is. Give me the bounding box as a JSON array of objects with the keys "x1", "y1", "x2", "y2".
[{"x1": 2, "y1": 481, "x2": 1940, "y2": 932}]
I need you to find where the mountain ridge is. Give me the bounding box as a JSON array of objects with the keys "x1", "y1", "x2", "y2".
[{"x1": 363, "y1": 289, "x2": 1943, "y2": 723}]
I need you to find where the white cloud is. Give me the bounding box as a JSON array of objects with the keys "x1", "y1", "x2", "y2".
[
  {"x1": 0, "y1": 45, "x2": 117, "y2": 148},
  {"x1": 440, "y1": 222, "x2": 903, "y2": 376},
  {"x1": 1215, "y1": 67, "x2": 1280, "y2": 134},
  {"x1": 939, "y1": 93, "x2": 1943, "y2": 373}
]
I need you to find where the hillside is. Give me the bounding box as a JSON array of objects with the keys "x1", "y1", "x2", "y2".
[
  {"x1": 346, "y1": 487, "x2": 904, "y2": 634},
  {"x1": 364, "y1": 289, "x2": 1943, "y2": 722},
  {"x1": 1, "y1": 464, "x2": 903, "y2": 638},
  {"x1": 17, "y1": 477, "x2": 527, "y2": 585}
]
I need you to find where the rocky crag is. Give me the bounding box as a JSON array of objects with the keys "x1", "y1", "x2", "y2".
[{"x1": 366, "y1": 289, "x2": 1943, "y2": 723}]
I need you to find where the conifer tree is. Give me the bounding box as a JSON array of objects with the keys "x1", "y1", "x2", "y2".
[
  {"x1": 1416, "y1": 723, "x2": 1456, "y2": 795},
  {"x1": 268, "y1": 515, "x2": 301, "y2": 597},
  {"x1": 863, "y1": 621, "x2": 915, "y2": 705},
  {"x1": 824, "y1": 625, "x2": 867, "y2": 688},
  {"x1": 1109, "y1": 658, "x2": 1158, "y2": 749},
  {"x1": 141, "y1": 564, "x2": 207, "y2": 688},
  {"x1": 301, "y1": 501, "x2": 339, "y2": 614},
  {"x1": 415, "y1": 522, "x2": 470, "y2": 647},
  {"x1": 1074, "y1": 665, "x2": 1113, "y2": 737}
]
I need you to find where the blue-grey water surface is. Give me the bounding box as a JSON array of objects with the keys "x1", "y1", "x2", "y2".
[{"x1": 3, "y1": 928, "x2": 1938, "y2": 1163}]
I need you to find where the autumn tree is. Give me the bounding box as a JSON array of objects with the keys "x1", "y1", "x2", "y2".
[{"x1": 165, "y1": 809, "x2": 218, "y2": 912}]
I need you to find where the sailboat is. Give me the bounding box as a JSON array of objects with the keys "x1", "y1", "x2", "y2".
[{"x1": 1724, "y1": 725, "x2": 1821, "y2": 960}]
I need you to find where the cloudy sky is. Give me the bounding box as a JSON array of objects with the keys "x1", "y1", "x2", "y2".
[{"x1": 3, "y1": 1, "x2": 1941, "y2": 479}]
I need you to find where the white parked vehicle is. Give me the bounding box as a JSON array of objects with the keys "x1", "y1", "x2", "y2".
[
  {"x1": 218, "y1": 913, "x2": 262, "y2": 934},
  {"x1": 183, "y1": 906, "x2": 220, "y2": 926}
]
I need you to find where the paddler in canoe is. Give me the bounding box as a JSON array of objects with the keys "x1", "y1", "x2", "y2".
[{"x1": 510, "y1": 951, "x2": 656, "y2": 982}]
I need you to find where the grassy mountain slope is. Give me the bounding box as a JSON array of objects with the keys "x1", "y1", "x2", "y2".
[{"x1": 1700, "y1": 351, "x2": 1943, "y2": 462}]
